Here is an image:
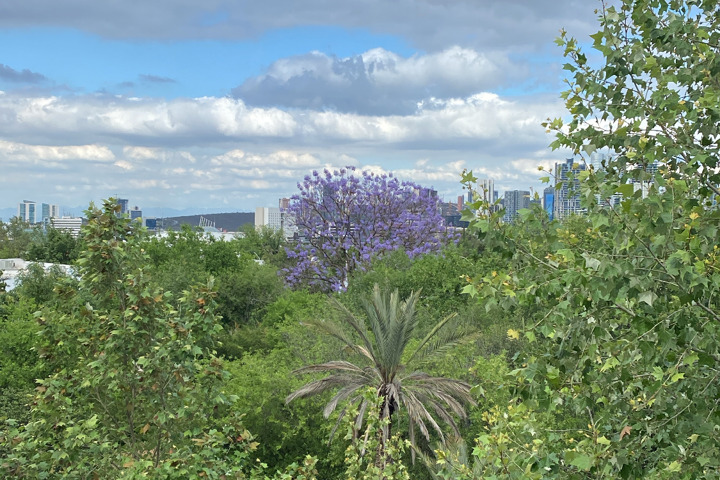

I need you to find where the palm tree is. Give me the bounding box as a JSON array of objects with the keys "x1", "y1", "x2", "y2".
[{"x1": 286, "y1": 284, "x2": 476, "y2": 464}]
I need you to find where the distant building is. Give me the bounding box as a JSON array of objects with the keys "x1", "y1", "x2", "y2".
[
  {"x1": 51, "y1": 217, "x2": 84, "y2": 238},
  {"x1": 41, "y1": 203, "x2": 61, "y2": 224},
  {"x1": 116, "y1": 198, "x2": 129, "y2": 217},
  {"x1": 144, "y1": 217, "x2": 158, "y2": 230},
  {"x1": 255, "y1": 207, "x2": 282, "y2": 231},
  {"x1": 474, "y1": 179, "x2": 500, "y2": 216},
  {"x1": 543, "y1": 186, "x2": 555, "y2": 220},
  {"x1": 130, "y1": 206, "x2": 143, "y2": 221},
  {"x1": 17, "y1": 200, "x2": 37, "y2": 223},
  {"x1": 503, "y1": 190, "x2": 531, "y2": 223},
  {"x1": 554, "y1": 158, "x2": 586, "y2": 220},
  {"x1": 477, "y1": 179, "x2": 499, "y2": 203},
  {"x1": 256, "y1": 206, "x2": 297, "y2": 238}
]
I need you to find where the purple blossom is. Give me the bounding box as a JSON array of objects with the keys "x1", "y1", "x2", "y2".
[{"x1": 283, "y1": 166, "x2": 451, "y2": 292}]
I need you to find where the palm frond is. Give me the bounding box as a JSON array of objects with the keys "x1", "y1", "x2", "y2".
[
  {"x1": 302, "y1": 317, "x2": 371, "y2": 359},
  {"x1": 293, "y1": 360, "x2": 366, "y2": 375},
  {"x1": 402, "y1": 389, "x2": 444, "y2": 443},
  {"x1": 366, "y1": 286, "x2": 422, "y2": 380},
  {"x1": 409, "y1": 328, "x2": 479, "y2": 369},
  {"x1": 403, "y1": 372, "x2": 476, "y2": 408},
  {"x1": 427, "y1": 397, "x2": 461, "y2": 437},
  {"x1": 286, "y1": 373, "x2": 361, "y2": 404},
  {"x1": 405, "y1": 311, "x2": 458, "y2": 365},
  {"x1": 331, "y1": 298, "x2": 379, "y2": 365},
  {"x1": 323, "y1": 382, "x2": 368, "y2": 418}
]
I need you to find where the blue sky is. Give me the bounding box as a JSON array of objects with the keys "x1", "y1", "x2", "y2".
[
  {"x1": 0, "y1": 26, "x2": 416, "y2": 98},
  {"x1": 0, "y1": 0, "x2": 602, "y2": 215}
]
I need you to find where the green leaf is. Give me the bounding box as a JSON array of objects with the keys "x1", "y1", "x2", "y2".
[
  {"x1": 669, "y1": 372, "x2": 684, "y2": 384},
  {"x1": 638, "y1": 291, "x2": 657, "y2": 306},
  {"x1": 596, "y1": 436, "x2": 611, "y2": 446},
  {"x1": 615, "y1": 183, "x2": 635, "y2": 198},
  {"x1": 566, "y1": 451, "x2": 593, "y2": 471}
]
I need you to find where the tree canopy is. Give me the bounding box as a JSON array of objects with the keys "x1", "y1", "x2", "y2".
[
  {"x1": 457, "y1": 0, "x2": 720, "y2": 477},
  {"x1": 285, "y1": 167, "x2": 449, "y2": 292}
]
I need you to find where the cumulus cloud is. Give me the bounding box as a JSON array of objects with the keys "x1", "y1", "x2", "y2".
[
  {"x1": 0, "y1": 90, "x2": 563, "y2": 151},
  {"x1": 234, "y1": 47, "x2": 511, "y2": 115},
  {"x1": 211, "y1": 149, "x2": 321, "y2": 168},
  {"x1": 0, "y1": 139, "x2": 114, "y2": 165},
  {"x1": 0, "y1": 64, "x2": 47, "y2": 84},
  {"x1": 0, "y1": 94, "x2": 299, "y2": 144}
]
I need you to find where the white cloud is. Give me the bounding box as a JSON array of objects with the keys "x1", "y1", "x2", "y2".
[
  {"x1": 0, "y1": 94, "x2": 299, "y2": 144},
  {"x1": 235, "y1": 47, "x2": 512, "y2": 115},
  {"x1": 0, "y1": 90, "x2": 563, "y2": 151},
  {"x1": 211, "y1": 149, "x2": 321, "y2": 168},
  {"x1": 114, "y1": 160, "x2": 134, "y2": 170},
  {"x1": 0, "y1": 139, "x2": 115, "y2": 164}
]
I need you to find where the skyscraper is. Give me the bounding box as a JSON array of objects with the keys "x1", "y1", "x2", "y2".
[
  {"x1": 116, "y1": 198, "x2": 129, "y2": 217},
  {"x1": 41, "y1": 203, "x2": 60, "y2": 224},
  {"x1": 503, "y1": 190, "x2": 531, "y2": 223},
  {"x1": 475, "y1": 178, "x2": 499, "y2": 216},
  {"x1": 554, "y1": 158, "x2": 586, "y2": 220},
  {"x1": 17, "y1": 200, "x2": 37, "y2": 223}
]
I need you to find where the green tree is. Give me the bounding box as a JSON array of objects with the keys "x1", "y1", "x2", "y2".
[
  {"x1": 0, "y1": 218, "x2": 38, "y2": 259},
  {"x1": 236, "y1": 224, "x2": 288, "y2": 266},
  {"x1": 0, "y1": 200, "x2": 258, "y2": 478},
  {"x1": 215, "y1": 261, "x2": 284, "y2": 328},
  {"x1": 286, "y1": 285, "x2": 475, "y2": 466},
  {"x1": 461, "y1": 0, "x2": 720, "y2": 477},
  {"x1": 25, "y1": 227, "x2": 81, "y2": 264}
]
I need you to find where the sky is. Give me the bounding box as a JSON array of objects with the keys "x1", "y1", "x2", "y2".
[{"x1": 0, "y1": 0, "x2": 604, "y2": 215}]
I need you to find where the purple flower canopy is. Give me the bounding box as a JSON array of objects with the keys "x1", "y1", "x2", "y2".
[{"x1": 284, "y1": 166, "x2": 451, "y2": 291}]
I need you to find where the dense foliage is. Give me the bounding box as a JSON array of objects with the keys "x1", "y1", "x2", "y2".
[
  {"x1": 1, "y1": 0, "x2": 716, "y2": 477},
  {"x1": 285, "y1": 167, "x2": 449, "y2": 292},
  {"x1": 458, "y1": 0, "x2": 720, "y2": 477}
]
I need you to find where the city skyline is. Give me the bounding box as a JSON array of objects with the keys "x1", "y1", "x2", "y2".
[{"x1": 0, "y1": 1, "x2": 605, "y2": 211}]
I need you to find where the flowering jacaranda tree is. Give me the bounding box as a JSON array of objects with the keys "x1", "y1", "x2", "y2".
[{"x1": 285, "y1": 167, "x2": 449, "y2": 291}]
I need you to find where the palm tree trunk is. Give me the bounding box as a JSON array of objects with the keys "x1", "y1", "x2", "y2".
[{"x1": 375, "y1": 391, "x2": 394, "y2": 474}]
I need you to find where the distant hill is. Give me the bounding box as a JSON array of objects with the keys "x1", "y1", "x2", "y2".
[
  {"x1": 158, "y1": 212, "x2": 254, "y2": 232},
  {"x1": 0, "y1": 208, "x2": 15, "y2": 222}
]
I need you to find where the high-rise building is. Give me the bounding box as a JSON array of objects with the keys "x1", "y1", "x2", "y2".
[
  {"x1": 144, "y1": 218, "x2": 157, "y2": 230},
  {"x1": 475, "y1": 179, "x2": 500, "y2": 216},
  {"x1": 543, "y1": 186, "x2": 555, "y2": 220},
  {"x1": 17, "y1": 200, "x2": 37, "y2": 223},
  {"x1": 41, "y1": 203, "x2": 61, "y2": 224},
  {"x1": 554, "y1": 158, "x2": 587, "y2": 220},
  {"x1": 477, "y1": 179, "x2": 499, "y2": 203},
  {"x1": 256, "y1": 207, "x2": 282, "y2": 231},
  {"x1": 503, "y1": 190, "x2": 531, "y2": 223},
  {"x1": 116, "y1": 198, "x2": 129, "y2": 217},
  {"x1": 256, "y1": 206, "x2": 297, "y2": 238}
]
